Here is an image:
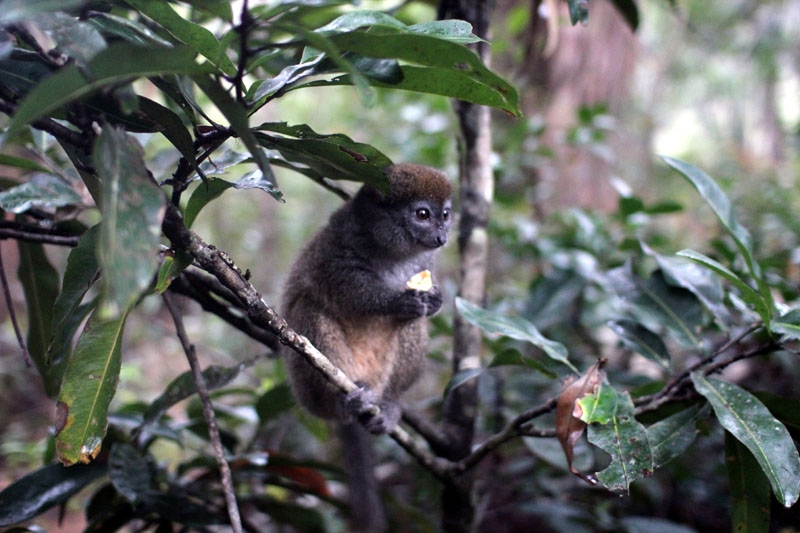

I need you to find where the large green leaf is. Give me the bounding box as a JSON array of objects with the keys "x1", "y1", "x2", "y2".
[
  {"x1": 95, "y1": 126, "x2": 165, "y2": 314},
  {"x1": 692, "y1": 373, "x2": 800, "y2": 507},
  {"x1": 677, "y1": 248, "x2": 770, "y2": 325},
  {"x1": 649, "y1": 248, "x2": 730, "y2": 329},
  {"x1": 56, "y1": 309, "x2": 127, "y2": 466},
  {"x1": 46, "y1": 225, "x2": 101, "y2": 392},
  {"x1": 6, "y1": 43, "x2": 211, "y2": 139},
  {"x1": 725, "y1": 431, "x2": 771, "y2": 533},
  {"x1": 456, "y1": 297, "x2": 577, "y2": 372},
  {"x1": 299, "y1": 27, "x2": 519, "y2": 116},
  {"x1": 0, "y1": 462, "x2": 107, "y2": 527},
  {"x1": 607, "y1": 265, "x2": 705, "y2": 349},
  {"x1": 662, "y1": 156, "x2": 773, "y2": 321},
  {"x1": 17, "y1": 241, "x2": 59, "y2": 394},
  {"x1": 124, "y1": 0, "x2": 236, "y2": 75},
  {"x1": 254, "y1": 121, "x2": 391, "y2": 189},
  {"x1": 317, "y1": 11, "x2": 480, "y2": 44},
  {"x1": 586, "y1": 388, "x2": 654, "y2": 492}
]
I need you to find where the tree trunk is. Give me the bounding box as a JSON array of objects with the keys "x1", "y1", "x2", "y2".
[{"x1": 438, "y1": 0, "x2": 494, "y2": 531}]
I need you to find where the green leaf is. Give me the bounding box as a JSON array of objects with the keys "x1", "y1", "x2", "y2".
[
  {"x1": 17, "y1": 241, "x2": 59, "y2": 394},
  {"x1": 0, "y1": 152, "x2": 51, "y2": 173},
  {"x1": 608, "y1": 319, "x2": 670, "y2": 368},
  {"x1": 305, "y1": 28, "x2": 519, "y2": 116},
  {"x1": 0, "y1": 462, "x2": 107, "y2": 527},
  {"x1": 456, "y1": 297, "x2": 577, "y2": 372},
  {"x1": 586, "y1": 388, "x2": 654, "y2": 492},
  {"x1": 183, "y1": 177, "x2": 233, "y2": 228},
  {"x1": 95, "y1": 126, "x2": 165, "y2": 315},
  {"x1": 124, "y1": 0, "x2": 236, "y2": 76},
  {"x1": 35, "y1": 12, "x2": 107, "y2": 65},
  {"x1": 443, "y1": 367, "x2": 483, "y2": 397},
  {"x1": 487, "y1": 347, "x2": 558, "y2": 378},
  {"x1": 647, "y1": 406, "x2": 702, "y2": 468},
  {"x1": 317, "y1": 12, "x2": 481, "y2": 44},
  {"x1": 770, "y1": 308, "x2": 800, "y2": 341},
  {"x1": 677, "y1": 248, "x2": 770, "y2": 326},
  {"x1": 141, "y1": 361, "x2": 250, "y2": 427},
  {"x1": 47, "y1": 225, "x2": 101, "y2": 393},
  {"x1": 254, "y1": 122, "x2": 391, "y2": 189},
  {"x1": 607, "y1": 265, "x2": 704, "y2": 349},
  {"x1": 648, "y1": 248, "x2": 730, "y2": 329},
  {"x1": 691, "y1": 373, "x2": 800, "y2": 507},
  {"x1": 109, "y1": 443, "x2": 152, "y2": 503},
  {"x1": 588, "y1": 386, "x2": 654, "y2": 492},
  {"x1": 6, "y1": 43, "x2": 211, "y2": 139},
  {"x1": 256, "y1": 383, "x2": 297, "y2": 422},
  {"x1": 56, "y1": 309, "x2": 127, "y2": 466},
  {"x1": 193, "y1": 75, "x2": 282, "y2": 201},
  {"x1": 578, "y1": 382, "x2": 618, "y2": 425},
  {"x1": 0, "y1": 0, "x2": 87, "y2": 25},
  {"x1": 0, "y1": 173, "x2": 82, "y2": 213},
  {"x1": 662, "y1": 156, "x2": 772, "y2": 317},
  {"x1": 725, "y1": 431, "x2": 771, "y2": 533},
  {"x1": 88, "y1": 12, "x2": 174, "y2": 48}
]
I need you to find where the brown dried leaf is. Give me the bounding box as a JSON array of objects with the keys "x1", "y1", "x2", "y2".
[{"x1": 555, "y1": 358, "x2": 607, "y2": 484}]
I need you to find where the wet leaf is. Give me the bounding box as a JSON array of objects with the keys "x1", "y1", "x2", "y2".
[
  {"x1": 56, "y1": 309, "x2": 127, "y2": 466},
  {"x1": 0, "y1": 462, "x2": 106, "y2": 527},
  {"x1": 556, "y1": 360, "x2": 606, "y2": 483},
  {"x1": 94, "y1": 126, "x2": 165, "y2": 315},
  {"x1": 256, "y1": 383, "x2": 297, "y2": 422},
  {"x1": 692, "y1": 373, "x2": 800, "y2": 507}
]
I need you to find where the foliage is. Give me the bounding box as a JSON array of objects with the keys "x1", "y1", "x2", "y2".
[{"x1": 1, "y1": 1, "x2": 799, "y2": 533}]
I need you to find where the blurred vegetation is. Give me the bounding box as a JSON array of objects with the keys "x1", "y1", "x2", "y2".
[{"x1": 1, "y1": 0, "x2": 800, "y2": 532}]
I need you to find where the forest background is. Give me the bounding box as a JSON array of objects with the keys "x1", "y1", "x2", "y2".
[{"x1": 1, "y1": 0, "x2": 800, "y2": 532}]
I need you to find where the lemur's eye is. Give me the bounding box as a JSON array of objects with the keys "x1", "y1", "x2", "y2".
[
  {"x1": 416, "y1": 208, "x2": 430, "y2": 220},
  {"x1": 442, "y1": 208, "x2": 450, "y2": 221}
]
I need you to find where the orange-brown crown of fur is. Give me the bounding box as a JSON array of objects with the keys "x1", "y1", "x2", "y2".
[{"x1": 382, "y1": 163, "x2": 452, "y2": 204}]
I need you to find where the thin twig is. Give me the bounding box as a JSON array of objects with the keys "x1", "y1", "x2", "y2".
[
  {"x1": 634, "y1": 322, "x2": 763, "y2": 410},
  {"x1": 0, "y1": 244, "x2": 32, "y2": 367},
  {"x1": 0, "y1": 100, "x2": 91, "y2": 149},
  {"x1": 162, "y1": 292, "x2": 243, "y2": 533}
]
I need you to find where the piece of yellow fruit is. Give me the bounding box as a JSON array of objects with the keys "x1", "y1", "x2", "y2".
[{"x1": 406, "y1": 270, "x2": 433, "y2": 292}]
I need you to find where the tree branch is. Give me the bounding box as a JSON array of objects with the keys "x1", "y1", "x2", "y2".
[
  {"x1": 162, "y1": 291, "x2": 243, "y2": 533},
  {"x1": 0, "y1": 220, "x2": 81, "y2": 247},
  {"x1": 0, "y1": 100, "x2": 91, "y2": 149}
]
